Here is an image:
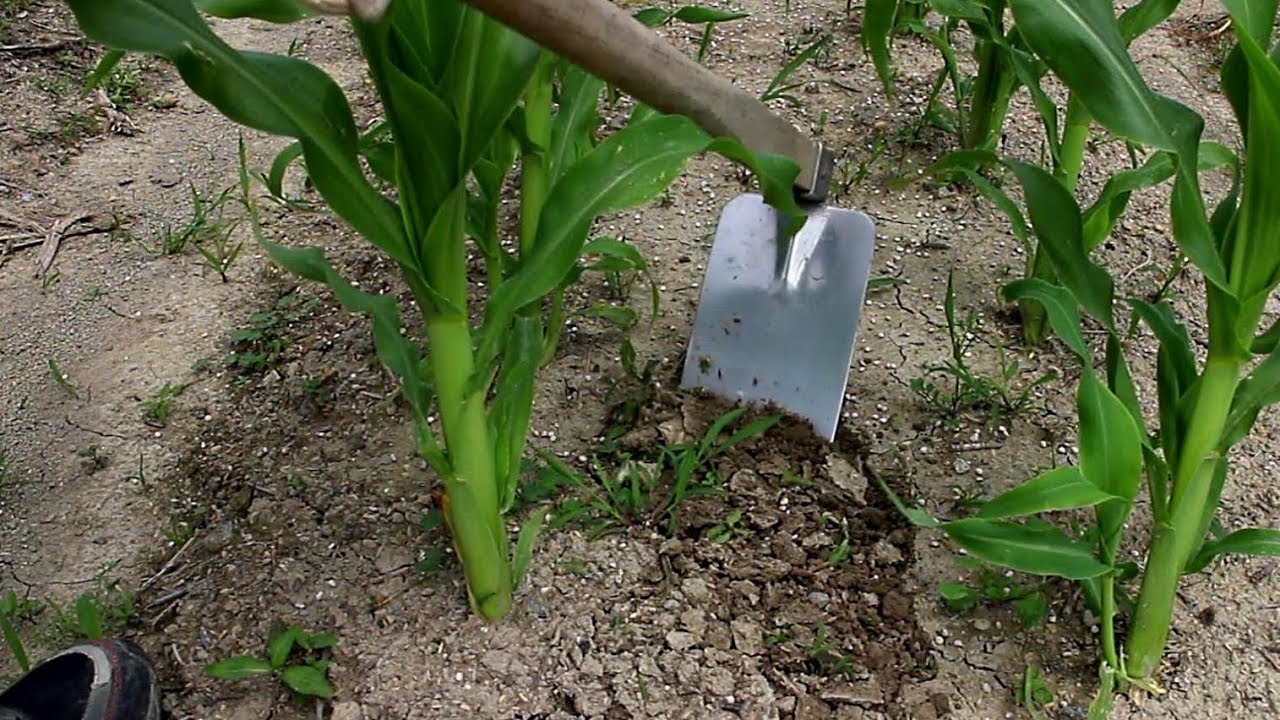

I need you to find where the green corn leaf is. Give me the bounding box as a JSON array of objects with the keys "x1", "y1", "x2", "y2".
[
  {"x1": 1077, "y1": 368, "x2": 1143, "y2": 558},
  {"x1": 1185, "y1": 527, "x2": 1280, "y2": 574},
  {"x1": 862, "y1": 0, "x2": 900, "y2": 97},
  {"x1": 928, "y1": 150, "x2": 1032, "y2": 253},
  {"x1": 492, "y1": 315, "x2": 543, "y2": 511},
  {"x1": 999, "y1": 278, "x2": 1089, "y2": 361},
  {"x1": 444, "y1": 8, "x2": 542, "y2": 174},
  {"x1": 940, "y1": 518, "x2": 1111, "y2": 579},
  {"x1": 875, "y1": 473, "x2": 944, "y2": 529},
  {"x1": 673, "y1": 6, "x2": 749, "y2": 23},
  {"x1": 1007, "y1": 0, "x2": 1169, "y2": 149},
  {"x1": 268, "y1": 626, "x2": 302, "y2": 668},
  {"x1": 1005, "y1": 161, "x2": 1115, "y2": 330},
  {"x1": 1130, "y1": 298, "x2": 1196, "y2": 461},
  {"x1": 1009, "y1": 0, "x2": 1227, "y2": 292},
  {"x1": 929, "y1": 0, "x2": 987, "y2": 22},
  {"x1": 549, "y1": 64, "x2": 604, "y2": 182},
  {"x1": 84, "y1": 48, "x2": 127, "y2": 96},
  {"x1": 1220, "y1": 17, "x2": 1280, "y2": 335},
  {"x1": 1222, "y1": 342, "x2": 1280, "y2": 449},
  {"x1": 280, "y1": 664, "x2": 334, "y2": 698},
  {"x1": 976, "y1": 466, "x2": 1119, "y2": 520},
  {"x1": 1220, "y1": 0, "x2": 1280, "y2": 46},
  {"x1": 195, "y1": 0, "x2": 311, "y2": 22},
  {"x1": 1005, "y1": 38, "x2": 1060, "y2": 157},
  {"x1": 1117, "y1": 0, "x2": 1183, "y2": 43},
  {"x1": 511, "y1": 509, "x2": 545, "y2": 587},
  {"x1": 64, "y1": 0, "x2": 408, "y2": 266},
  {"x1": 265, "y1": 141, "x2": 304, "y2": 199},
  {"x1": 204, "y1": 655, "x2": 274, "y2": 680},
  {"x1": 1104, "y1": 334, "x2": 1146, "y2": 439}
]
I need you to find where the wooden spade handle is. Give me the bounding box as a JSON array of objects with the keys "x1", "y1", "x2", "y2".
[{"x1": 462, "y1": 0, "x2": 832, "y2": 202}]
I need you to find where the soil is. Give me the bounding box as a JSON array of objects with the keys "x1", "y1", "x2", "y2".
[{"x1": 1, "y1": 1, "x2": 1278, "y2": 720}]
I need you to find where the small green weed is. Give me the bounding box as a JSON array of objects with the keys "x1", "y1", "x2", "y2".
[
  {"x1": 205, "y1": 625, "x2": 337, "y2": 701},
  {"x1": 153, "y1": 183, "x2": 238, "y2": 257},
  {"x1": 936, "y1": 556, "x2": 1050, "y2": 628},
  {"x1": 225, "y1": 293, "x2": 316, "y2": 375},
  {"x1": 0, "y1": 590, "x2": 34, "y2": 673},
  {"x1": 47, "y1": 358, "x2": 78, "y2": 398},
  {"x1": 803, "y1": 621, "x2": 863, "y2": 680},
  {"x1": 139, "y1": 382, "x2": 186, "y2": 427},
  {"x1": 541, "y1": 406, "x2": 781, "y2": 537},
  {"x1": 1016, "y1": 665, "x2": 1054, "y2": 719},
  {"x1": 909, "y1": 271, "x2": 1054, "y2": 431}
]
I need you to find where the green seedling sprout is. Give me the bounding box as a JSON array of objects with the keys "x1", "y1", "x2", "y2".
[{"x1": 205, "y1": 625, "x2": 337, "y2": 701}]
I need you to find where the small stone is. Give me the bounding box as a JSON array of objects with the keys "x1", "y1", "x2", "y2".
[
  {"x1": 871, "y1": 540, "x2": 903, "y2": 565},
  {"x1": 821, "y1": 678, "x2": 884, "y2": 706},
  {"x1": 973, "y1": 618, "x2": 992, "y2": 632},
  {"x1": 681, "y1": 577, "x2": 711, "y2": 603},
  {"x1": 730, "y1": 619, "x2": 763, "y2": 655},
  {"x1": 331, "y1": 702, "x2": 363, "y2": 720},
  {"x1": 953, "y1": 457, "x2": 971, "y2": 474},
  {"x1": 666, "y1": 630, "x2": 697, "y2": 651},
  {"x1": 373, "y1": 544, "x2": 414, "y2": 574},
  {"x1": 681, "y1": 608, "x2": 707, "y2": 639},
  {"x1": 704, "y1": 667, "x2": 735, "y2": 696},
  {"x1": 827, "y1": 454, "x2": 867, "y2": 504}
]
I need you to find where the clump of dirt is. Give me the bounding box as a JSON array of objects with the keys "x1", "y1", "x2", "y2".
[{"x1": 117, "y1": 241, "x2": 942, "y2": 719}]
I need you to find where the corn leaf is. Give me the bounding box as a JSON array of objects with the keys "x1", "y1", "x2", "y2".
[
  {"x1": 1077, "y1": 368, "x2": 1143, "y2": 558},
  {"x1": 1104, "y1": 334, "x2": 1146, "y2": 439},
  {"x1": 1000, "y1": 278, "x2": 1089, "y2": 360},
  {"x1": 492, "y1": 315, "x2": 543, "y2": 511},
  {"x1": 862, "y1": 0, "x2": 900, "y2": 97},
  {"x1": 940, "y1": 518, "x2": 1111, "y2": 579},
  {"x1": 1117, "y1": 0, "x2": 1182, "y2": 43},
  {"x1": 1009, "y1": 0, "x2": 1228, "y2": 292},
  {"x1": 549, "y1": 64, "x2": 605, "y2": 183},
  {"x1": 1222, "y1": 342, "x2": 1280, "y2": 449},
  {"x1": 976, "y1": 466, "x2": 1118, "y2": 520},
  {"x1": 1185, "y1": 527, "x2": 1280, "y2": 573},
  {"x1": 1220, "y1": 16, "x2": 1280, "y2": 334},
  {"x1": 64, "y1": 0, "x2": 408, "y2": 265},
  {"x1": 195, "y1": 0, "x2": 310, "y2": 22},
  {"x1": 1005, "y1": 161, "x2": 1114, "y2": 330}
]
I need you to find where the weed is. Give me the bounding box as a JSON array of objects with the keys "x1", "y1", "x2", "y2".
[
  {"x1": 936, "y1": 556, "x2": 1049, "y2": 627},
  {"x1": 139, "y1": 382, "x2": 186, "y2": 427},
  {"x1": 803, "y1": 621, "x2": 863, "y2": 680},
  {"x1": 1016, "y1": 665, "x2": 1054, "y2": 719},
  {"x1": 225, "y1": 293, "x2": 316, "y2": 376},
  {"x1": 544, "y1": 406, "x2": 782, "y2": 537},
  {"x1": 909, "y1": 271, "x2": 1053, "y2": 431},
  {"x1": 0, "y1": 590, "x2": 32, "y2": 673},
  {"x1": 205, "y1": 624, "x2": 337, "y2": 701},
  {"x1": 704, "y1": 509, "x2": 749, "y2": 544},
  {"x1": 153, "y1": 183, "x2": 238, "y2": 257},
  {"x1": 47, "y1": 358, "x2": 78, "y2": 398}
]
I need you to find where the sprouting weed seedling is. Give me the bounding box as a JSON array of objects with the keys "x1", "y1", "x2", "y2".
[
  {"x1": 139, "y1": 382, "x2": 186, "y2": 427},
  {"x1": 204, "y1": 625, "x2": 337, "y2": 701},
  {"x1": 1016, "y1": 665, "x2": 1054, "y2": 720},
  {"x1": 0, "y1": 590, "x2": 33, "y2": 674},
  {"x1": 631, "y1": 4, "x2": 749, "y2": 63},
  {"x1": 225, "y1": 294, "x2": 316, "y2": 376},
  {"x1": 803, "y1": 621, "x2": 863, "y2": 680},
  {"x1": 153, "y1": 182, "x2": 237, "y2": 257},
  {"x1": 40, "y1": 271, "x2": 60, "y2": 291},
  {"x1": 909, "y1": 271, "x2": 1053, "y2": 432},
  {"x1": 761, "y1": 32, "x2": 832, "y2": 107},
  {"x1": 937, "y1": 556, "x2": 1049, "y2": 627},
  {"x1": 704, "y1": 509, "x2": 750, "y2": 544},
  {"x1": 47, "y1": 358, "x2": 77, "y2": 398}
]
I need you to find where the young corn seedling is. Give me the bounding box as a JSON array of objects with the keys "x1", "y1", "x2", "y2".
[
  {"x1": 64, "y1": 0, "x2": 804, "y2": 621},
  {"x1": 886, "y1": 0, "x2": 1280, "y2": 708}
]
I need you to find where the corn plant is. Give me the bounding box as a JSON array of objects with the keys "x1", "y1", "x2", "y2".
[
  {"x1": 63, "y1": 0, "x2": 803, "y2": 621},
  {"x1": 925, "y1": 0, "x2": 1189, "y2": 345},
  {"x1": 886, "y1": 0, "x2": 1280, "y2": 709}
]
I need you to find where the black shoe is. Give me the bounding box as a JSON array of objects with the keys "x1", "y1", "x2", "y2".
[{"x1": 0, "y1": 638, "x2": 161, "y2": 720}]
